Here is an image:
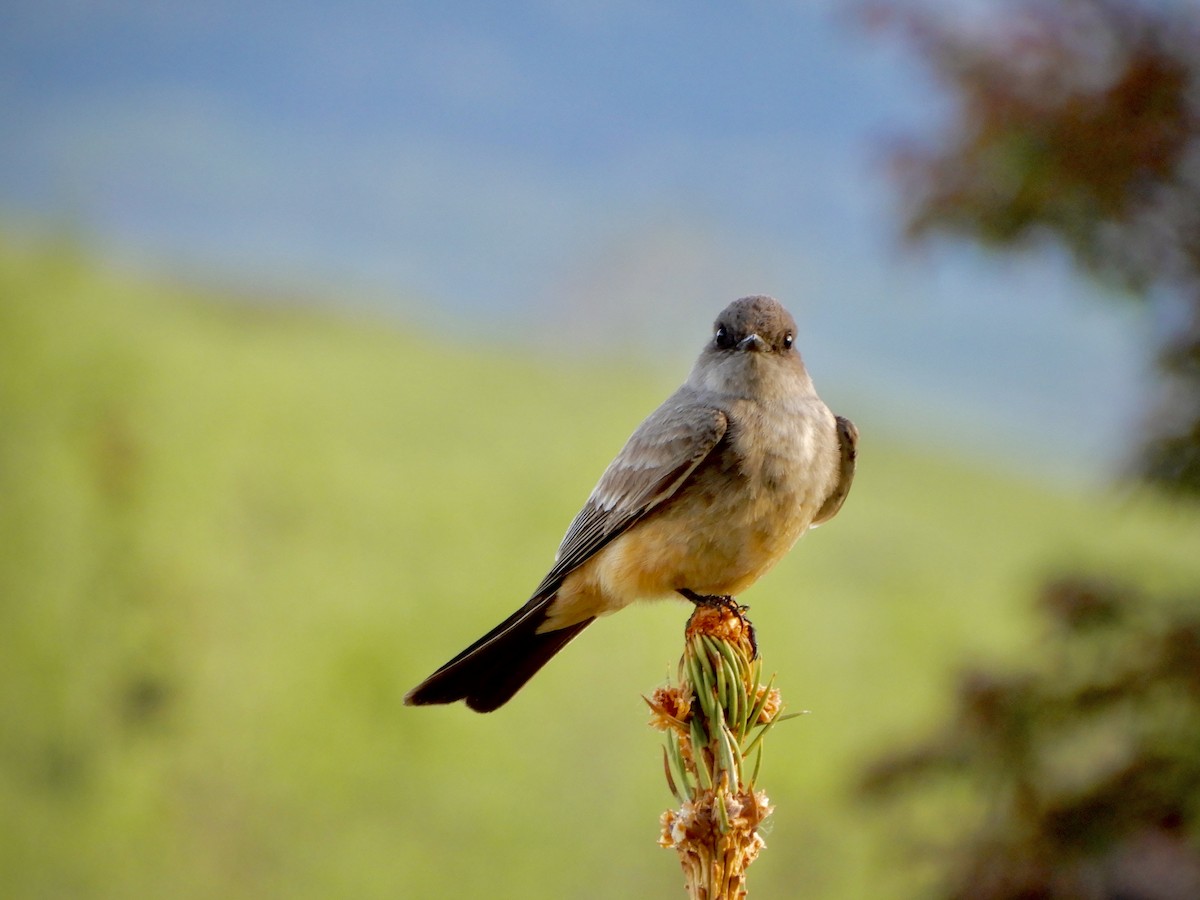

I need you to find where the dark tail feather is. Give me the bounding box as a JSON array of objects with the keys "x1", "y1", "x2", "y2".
[{"x1": 404, "y1": 596, "x2": 594, "y2": 712}]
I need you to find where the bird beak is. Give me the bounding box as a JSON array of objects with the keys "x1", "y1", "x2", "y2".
[{"x1": 738, "y1": 333, "x2": 767, "y2": 352}]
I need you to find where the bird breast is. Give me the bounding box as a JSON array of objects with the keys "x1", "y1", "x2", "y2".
[{"x1": 584, "y1": 393, "x2": 837, "y2": 608}]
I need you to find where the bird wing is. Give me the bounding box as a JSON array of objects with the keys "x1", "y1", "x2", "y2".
[
  {"x1": 531, "y1": 400, "x2": 729, "y2": 598},
  {"x1": 405, "y1": 400, "x2": 727, "y2": 706},
  {"x1": 812, "y1": 415, "x2": 857, "y2": 526}
]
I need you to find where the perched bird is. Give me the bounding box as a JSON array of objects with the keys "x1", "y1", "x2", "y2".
[{"x1": 405, "y1": 295, "x2": 857, "y2": 712}]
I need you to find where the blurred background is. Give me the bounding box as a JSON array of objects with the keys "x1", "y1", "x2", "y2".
[{"x1": 3, "y1": 1, "x2": 1200, "y2": 897}]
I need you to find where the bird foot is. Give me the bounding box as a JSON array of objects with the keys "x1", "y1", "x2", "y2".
[{"x1": 677, "y1": 589, "x2": 758, "y2": 658}]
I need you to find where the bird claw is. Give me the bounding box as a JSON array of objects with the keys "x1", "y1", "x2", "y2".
[{"x1": 677, "y1": 589, "x2": 759, "y2": 658}]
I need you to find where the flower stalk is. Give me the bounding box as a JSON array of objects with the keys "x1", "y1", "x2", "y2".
[{"x1": 647, "y1": 601, "x2": 793, "y2": 899}]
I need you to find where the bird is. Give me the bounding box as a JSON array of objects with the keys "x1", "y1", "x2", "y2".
[{"x1": 405, "y1": 295, "x2": 857, "y2": 712}]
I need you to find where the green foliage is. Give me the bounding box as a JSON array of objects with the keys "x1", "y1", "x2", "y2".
[{"x1": 3, "y1": 236, "x2": 1200, "y2": 898}]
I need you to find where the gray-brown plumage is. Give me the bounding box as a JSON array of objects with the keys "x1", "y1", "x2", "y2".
[{"x1": 405, "y1": 295, "x2": 857, "y2": 712}]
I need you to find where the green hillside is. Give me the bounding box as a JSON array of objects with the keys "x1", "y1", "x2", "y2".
[{"x1": 3, "y1": 237, "x2": 1199, "y2": 899}]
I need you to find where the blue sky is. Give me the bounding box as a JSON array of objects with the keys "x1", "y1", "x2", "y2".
[{"x1": 0, "y1": 1, "x2": 1151, "y2": 481}]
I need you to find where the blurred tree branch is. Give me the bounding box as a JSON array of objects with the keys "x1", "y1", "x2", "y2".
[
  {"x1": 855, "y1": 3, "x2": 1200, "y2": 895},
  {"x1": 868, "y1": 0, "x2": 1200, "y2": 496},
  {"x1": 859, "y1": 578, "x2": 1200, "y2": 899}
]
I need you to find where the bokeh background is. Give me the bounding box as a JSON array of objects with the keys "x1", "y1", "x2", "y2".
[{"x1": 4, "y1": 1, "x2": 1200, "y2": 898}]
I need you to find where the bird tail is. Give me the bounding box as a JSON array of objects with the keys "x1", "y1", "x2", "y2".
[{"x1": 404, "y1": 595, "x2": 594, "y2": 712}]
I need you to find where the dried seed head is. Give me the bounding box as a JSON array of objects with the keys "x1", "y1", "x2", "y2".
[
  {"x1": 647, "y1": 685, "x2": 693, "y2": 732},
  {"x1": 685, "y1": 602, "x2": 753, "y2": 652},
  {"x1": 755, "y1": 686, "x2": 782, "y2": 724}
]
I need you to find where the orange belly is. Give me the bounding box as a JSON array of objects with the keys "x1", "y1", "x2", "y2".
[{"x1": 539, "y1": 498, "x2": 806, "y2": 632}]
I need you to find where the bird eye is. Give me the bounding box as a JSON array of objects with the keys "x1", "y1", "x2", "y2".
[
  {"x1": 714, "y1": 325, "x2": 734, "y2": 349},
  {"x1": 783, "y1": 333, "x2": 794, "y2": 350}
]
